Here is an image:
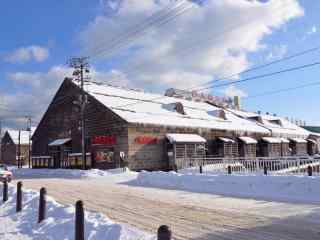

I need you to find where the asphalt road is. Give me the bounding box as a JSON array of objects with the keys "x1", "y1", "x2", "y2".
[{"x1": 16, "y1": 178, "x2": 320, "y2": 240}]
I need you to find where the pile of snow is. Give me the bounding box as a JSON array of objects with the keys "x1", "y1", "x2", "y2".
[
  {"x1": 129, "y1": 171, "x2": 320, "y2": 204},
  {"x1": 11, "y1": 167, "x2": 137, "y2": 180},
  {"x1": 0, "y1": 185, "x2": 154, "y2": 240}
]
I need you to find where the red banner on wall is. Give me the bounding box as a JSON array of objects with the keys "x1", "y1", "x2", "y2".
[
  {"x1": 92, "y1": 136, "x2": 117, "y2": 145},
  {"x1": 134, "y1": 136, "x2": 158, "y2": 144}
]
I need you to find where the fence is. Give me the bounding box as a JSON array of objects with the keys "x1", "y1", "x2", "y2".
[
  {"x1": 31, "y1": 156, "x2": 54, "y2": 168},
  {"x1": 179, "y1": 156, "x2": 320, "y2": 176},
  {"x1": 1, "y1": 180, "x2": 172, "y2": 240}
]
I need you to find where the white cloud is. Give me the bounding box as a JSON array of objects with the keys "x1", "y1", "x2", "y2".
[
  {"x1": 223, "y1": 85, "x2": 248, "y2": 98},
  {"x1": 4, "y1": 45, "x2": 49, "y2": 63},
  {"x1": 79, "y1": 0, "x2": 304, "y2": 90},
  {"x1": 307, "y1": 25, "x2": 317, "y2": 35},
  {"x1": 266, "y1": 44, "x2": 288, "y2": 61},
  {"x1": 2, "y1": 66, "x2": 129, "y2": 128}
]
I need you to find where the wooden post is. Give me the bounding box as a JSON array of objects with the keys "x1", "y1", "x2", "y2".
[
  {"x1": 264, "y1": 165, "x2": 268, "y2": 175},
  {"x1": 3, "y1": 180, "x2": 8, "y2": 203},
  {"x1": 38, "y1": 187, "x2": 47, "y2": 223},
  {"x1": 75, "y1": 200, "x2": 84, "y2": 240},
  {"x1": 308, "y1": 166, "x2": 313, "y2": 176},
  {"x1": 157, "y1": 225, "x2": 172, "y2": 240},
  {"x1": 16, "y1": 181, "x2": 23, "y2": 212},
  {"x1": 227, "y1": 165, "x2": 232, "y2": 175}
]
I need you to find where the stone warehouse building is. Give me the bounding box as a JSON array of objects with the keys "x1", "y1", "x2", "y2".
[
  {"x1": 31, "y1": 78, "x2": 318, "y2": 170},
  {"x1": 1, "y1": 130, "x2": 32, "y2": 166}
]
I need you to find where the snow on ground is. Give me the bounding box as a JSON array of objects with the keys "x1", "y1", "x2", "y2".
[
  {"x1": 10, "y1": 167, "x2": 138, "y2": 182},
  {"x1": 128, "y1": 171, "x2": 320, "y2": 204},
  {"x1": 0, "y1": 184, "x2": 154, "y2": 240}
]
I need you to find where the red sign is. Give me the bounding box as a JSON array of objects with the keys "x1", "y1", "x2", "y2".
[
  {"x1": 135, "y1": 136, "x2": 158, "y2": 144},
  {"x1": 92, "y1": 136, "x2": 117, "y2": 145}
]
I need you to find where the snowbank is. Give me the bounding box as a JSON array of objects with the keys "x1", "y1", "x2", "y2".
[
  {"x1": 11, "y1": 167, "x2": 137, "y2": 180},
  {"x1": 0, "y1": 185, "x2": 154, "y2": 240},
  {"x1": 129, "y1": 171, "x2": 320, "y2": 204}
]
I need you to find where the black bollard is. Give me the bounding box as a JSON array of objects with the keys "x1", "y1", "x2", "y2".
[
  {"x1": 38, "y1": 187, "x2": 47, "y2": 223},
  {"x1": 16, "y1": 181, "x2": 23, "y2": 212},
  {"x1": 308, "y1": 166, "x2": 313, "y2": 177},
  {"x1": 264, "y1": 166, "x2": 268, "y2": 176},
  {"x1": 199, "y1": 165, "x2": 203, "y2": 174},
  {"x1": 75, "y1": 200, "x2": 85, "y2": 240},
  {"x1": 158, "y1": 225, "x2": 172, "y2": 240},
  {"x1": 227, "y1": 166, "x2": 232, "y2": 175},
  {"x1": 3, "y1": 180, "x2": 8, "y2": 203}
]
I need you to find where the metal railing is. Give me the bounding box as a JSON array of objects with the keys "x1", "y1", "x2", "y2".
[{"x1": 179, "y1": 156, "x2": 320, "y2": 176}]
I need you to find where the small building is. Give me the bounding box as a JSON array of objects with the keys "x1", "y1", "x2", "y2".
[
  {"x1": 210, "y1": 137, "x2": 238, "y2": 158},
  {"x1": 289, "y1": 138, "x2": 308, "y2": 156},
  {"x1": 258, "y1": 137, "x2": 282, "y2": 158},
  {"x1": 166, "y1": 133, "x2": 206, "y2": 169},
  {"x1": 307, "y1": 139, "x2": 318, "y2": 155},
  {"x1": 0, "y1": 130, "x2": 32, "y2": 166},
  {"x1": 279, "y1": 138, "x2": 291, "y2": 156},
  {"x1": 238, "y1": 136, "x2": 257, "y2": 158}
]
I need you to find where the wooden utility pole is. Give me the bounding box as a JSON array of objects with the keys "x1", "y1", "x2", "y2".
[
  {"x1": 26, "y1": 116, "x2": 32, "y2": 168},
  {"x1": 68, "y1": 57, "x2": 90, "y2": 170},
  {"x1": 18, "y1": 130, "x2": 21, "y2": 168}
]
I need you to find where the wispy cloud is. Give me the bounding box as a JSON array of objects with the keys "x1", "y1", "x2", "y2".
[
  {"x1": 4, "y1": 45, "x2": 49, "y2": 63},
  {"x1": 223, "y1": 85, "x2": 248, "y2": 98},
  {"x1": 265, "y1": 44, "x2": 288, "y2": 61}
]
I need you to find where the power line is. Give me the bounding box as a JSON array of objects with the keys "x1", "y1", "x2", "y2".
[
  {"x1": 245, "y1": 80, "x2": 320, "y2": 100},
  {"x1": 90, "y1": 0, "x2": 194, "y2": 60},
  {"x1": 197, "y1": 61, "x2": 320, "y2": 91}
]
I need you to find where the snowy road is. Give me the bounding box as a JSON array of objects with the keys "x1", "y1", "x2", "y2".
[{"x1": 15, "y1": 178, "x2": 320, "y2": 240}]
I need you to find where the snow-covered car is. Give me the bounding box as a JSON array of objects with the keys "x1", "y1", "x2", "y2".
[{"x1": 0, "y1": 166, "x2": 12, "y2": 182}]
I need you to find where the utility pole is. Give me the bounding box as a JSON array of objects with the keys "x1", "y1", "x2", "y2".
[
  {"x1": 26, "y1": 116, "x2": 32, "y2": 168},
  {"x1": 18, "y1": 130, "x2": 21, "y2": 168},
  {"x1": 68, "y1": 57, "x2": 90, "y2": 170}
]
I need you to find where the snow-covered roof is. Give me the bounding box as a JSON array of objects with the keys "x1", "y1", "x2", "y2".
[
  {"x1": 262, "y1": 137, "x2": 282, "y2": 144},
  {"x1": 166, "y1": 134, "x2": 206, "y2": 143},
  {"x1": 238, "y1": 136, "x2": 258, "y2": 144},
  {"x1": 229, "y1": 109, "x2": 310, "y2": 138},
  {"x1": 307, "y1": 139, "x2": 317, "y2": 144},
  {"x1": 77, "y1": 81, "x2": 269, "y2": 134},
  {"x1": 218, "y1": 137, "x2": 235, "y2": 143},
  {"x1": 48, "y1": 138, "x2": 71, "y2": 146},
  {"x1": 279, "y1": 138, "x2": 290, "y2": 143},
  {"x1": 290, "y1": 138, "x2": 307, "y2": 143},
  {"x1": 6, "y1": 130, "x2": 34, "y2": 145}
]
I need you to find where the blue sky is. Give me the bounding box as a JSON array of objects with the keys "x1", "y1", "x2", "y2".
[{"x1": 0, "y1": 0, "x2": 319, "y2": 129}]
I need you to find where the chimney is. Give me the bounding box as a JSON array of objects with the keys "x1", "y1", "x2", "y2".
[{"x1": 234, "y1": 96, "x2": 241, "y2": 110}]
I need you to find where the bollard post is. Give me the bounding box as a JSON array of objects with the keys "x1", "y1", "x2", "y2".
[
  {"x1": 158, "y1": 225, "x2": 172, "y2": 240},
  {"x1": 264, "y1": 166, "x2": 268, "y2": 176},
  {"x1": 199, "y1": 165, "x2": 203, "y2": 174},
  {"x1": 38, "y1": 187, "x2": 47, "y2": 223},
  {"x1": 227, "y1": 166, "x2": 232, "y2": 175},
  {"x1": 75, "y1": 200, "x2": 84, "y2": 240},
  {"x1": 16, "y1": 181, "x2": 23, "y2": 212},
  {"x1": 308, "y1": 166, "x2": 313, "y2": 177},
  {"x1": 3, "y1": 180, "x2": 8, "y2": 203},
  {"x1": 173, "y1": 164, "x2": 178, "y2": 173}
]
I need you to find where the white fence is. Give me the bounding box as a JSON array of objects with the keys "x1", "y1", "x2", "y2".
[{"x1": 179, "y1": 156, "x2": 320, "y2": 176}]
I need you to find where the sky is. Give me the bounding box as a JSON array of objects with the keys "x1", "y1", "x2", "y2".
[{"x1": 0, "y1": 0, "x2": 320, "y2": 130}]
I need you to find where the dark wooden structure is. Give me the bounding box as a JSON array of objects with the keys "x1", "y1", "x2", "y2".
[
  {"x1": 289, "y1": 138, "x2": 308, "y2": 156},
  {"x1": 211, "y1": 137, "x2": 238, "y2": 158},
  {"x1": 258, "y1": 137, "x2": 281, "y2": 157},
  {"x1": 307, "y1": 139, "x2": 318, "y2": 156},
  {"x1": 238, "y1": 137, "x2": 257, "y2": 158}
]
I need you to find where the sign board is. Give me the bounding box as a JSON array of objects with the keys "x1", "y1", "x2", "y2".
[
  {"x1": 92, "y1": 136, "x2": 117, "y2": 145},
  {"x1": 134, "y1": 136, "x2": 158, "y2": 144}
]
